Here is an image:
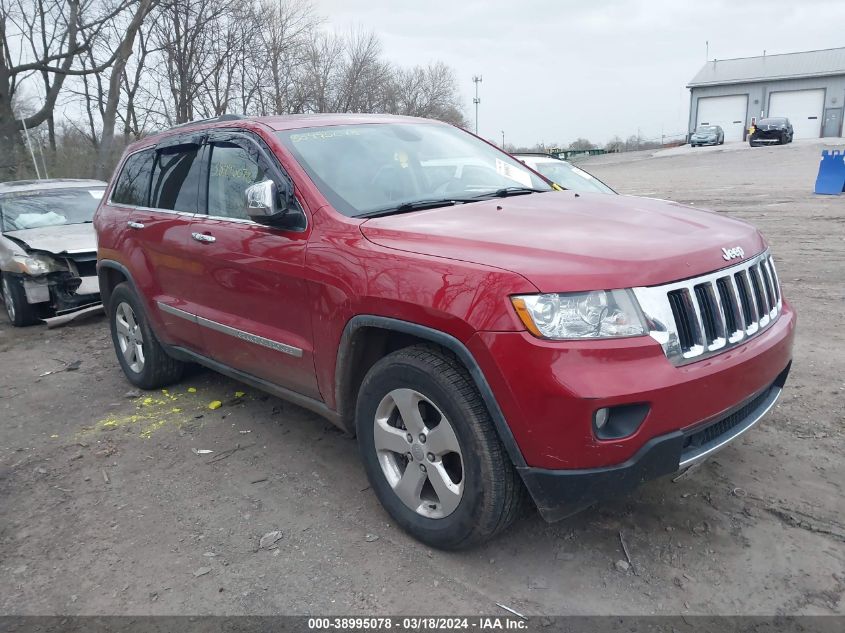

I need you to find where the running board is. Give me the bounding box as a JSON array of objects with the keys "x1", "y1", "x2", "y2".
[{"x1": 164, "y1": 345, "x2": 345, "y2": 430}]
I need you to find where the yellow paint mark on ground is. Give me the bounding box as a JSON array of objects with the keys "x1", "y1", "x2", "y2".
[
  {"x1": 235, "y1": 391, "x2": 245, "y2": 398},
  {"x1": 79, "y1": 386, "x2": 209, "y2": 440},
  {"x1": 208, "y1": 400, "x2": 222, "y2": 410}
]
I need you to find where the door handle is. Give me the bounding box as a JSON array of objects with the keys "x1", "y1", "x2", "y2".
[
  {"x1": 191, "y1": 232, "x2": 216, "y2": 244},
  {"x1": 127, "y1": 221, "x2": 145, "y2": 229}
]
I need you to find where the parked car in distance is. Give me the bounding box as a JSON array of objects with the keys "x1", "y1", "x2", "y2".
[
  {"x1": 1, "y1": 179, "x2": 105, "y2": 326},
  {"x1": 95, "y1": 114, "x2": 795, "y2": 549},
  {"x1": 514, "y1": 153, "x2": 616, "y2": 194},
  {"x1": 749, "y1": 118, "x2": 794, "y2": 146},
  {"x1": 690, "y1": 125, "x2": 725, "y2": 147}
]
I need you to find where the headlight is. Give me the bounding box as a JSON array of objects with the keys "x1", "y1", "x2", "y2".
[
  {"x1": 511, "y1": 290, "x2": 647, "y2": 339},
  {"x1": 11, "y1": 253, "x2": 66, "y2": 276}
]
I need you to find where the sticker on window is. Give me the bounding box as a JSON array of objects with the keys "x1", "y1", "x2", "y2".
[
  {"x1": 89, "y1": 190, "x2": 105, "y2": 198},
  {"x1": 495, "y1": 159, "x2": 533, "y2": 188}
]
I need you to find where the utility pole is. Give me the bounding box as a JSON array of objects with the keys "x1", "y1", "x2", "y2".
[
  {"x1": 705, "y1": 40, "x2": 709, "y2": 62},
  {"x1": 472, "y1": 75, "x2": 482, "y2": 135},
  {"x1": 501, "y1": 130, "x2": 505, "y2": 148}
]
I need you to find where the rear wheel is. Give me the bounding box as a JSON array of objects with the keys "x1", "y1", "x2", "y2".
[
  {"x1": 108, "y1": 283, "x2": 184, "y2": 389},
  {"x1": 356, "y1": 345, "x2": 527, "y2": 549},
  {"x1": 1, "y1": 273, "x2": 40, "y2": 327}
]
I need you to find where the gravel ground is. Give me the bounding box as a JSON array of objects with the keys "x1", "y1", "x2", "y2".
[{"x1": 1, "y1": 139, "x2": 843, "y2": 616}]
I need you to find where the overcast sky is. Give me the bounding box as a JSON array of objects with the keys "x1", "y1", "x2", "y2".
[{"x1": 316, "y1": 0, "x2": 845, "y2": 147}]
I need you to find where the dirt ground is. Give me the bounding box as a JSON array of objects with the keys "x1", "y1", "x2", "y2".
[{"x1": 1, "y1": 139, "x2": 843, "y2": 617}]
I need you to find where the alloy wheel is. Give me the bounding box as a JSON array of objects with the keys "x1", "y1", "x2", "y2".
[
  {"x1": 373, "y1": 388, "x2": 464, "y2": 519},
  {"x1": 115, "y1": 301, "x2": 145, "y2": 373}
]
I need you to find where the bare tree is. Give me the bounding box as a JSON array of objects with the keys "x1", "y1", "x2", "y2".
[
  {"x1": 302, "y1": 30, "x2": 344, "y2": 113},
  {"x1": 568, "y1": 137, "x2": 595, "y2": 151},
  {"x1": 4, "y1": 0, "x2": 468, "y2": 179},
  {"x1": 0, "y1": 0, "x2": 139, "y2": 178},
  {"x1": 255, "y1": 0, "x2": 319, "y2": 115},
  {"x1": 392, "y1": 61, "x2": 466, "y2": 126},
  {"x1": 336, "y1": 29, "x2": 391, "y2": 113},
  {"x1": 150, "y1": 0, "x2": 234, "y2": 124},
  {"x1": 605, "y1": 135, "x2": 623, "y2": 153}
]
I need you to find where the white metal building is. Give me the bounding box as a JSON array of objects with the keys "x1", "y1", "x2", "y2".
[{"x1": 688, "y1": 47, "x2": 845, "y2": 142}]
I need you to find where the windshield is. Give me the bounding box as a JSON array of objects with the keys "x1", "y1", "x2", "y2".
[
  {"x1": 0, "y1": 187, "x2": 105, "y2": 232},
  {"x1": 277, "y1": 123, "x2": 551, "y2": 217},
  {"x1": 532, "y1": 161, "x2": 615, "y2": 194},
  {"x1": 695, "y1": 126, "x2": 718, "y2": 134}
]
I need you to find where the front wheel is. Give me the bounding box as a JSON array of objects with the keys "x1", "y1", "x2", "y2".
[
  {"x1": 356, "y1": 345, "x2": 527, "y2": 549},
  {"x1": 2, "y1": 273, "x2": 40, "y2": 327},
  {"x1": 108, "y1": 282, "x2": 184, "y2": 389}
]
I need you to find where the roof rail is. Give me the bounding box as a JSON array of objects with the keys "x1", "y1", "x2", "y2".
[{"x1": 166, "y1": 113, "x2": 246, "y2": 131}]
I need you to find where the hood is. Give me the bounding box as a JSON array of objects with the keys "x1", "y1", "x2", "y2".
[
  {"x1": 3, "y1": 222, "x2": 96, "y2": 255},
  {"x1": 360, "y1": 191, "x2": 765, "y2": 292}
]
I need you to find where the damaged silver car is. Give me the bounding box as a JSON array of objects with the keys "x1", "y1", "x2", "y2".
[{"x1": 0, "y1": 179, "x2": 105, "y2": 326}]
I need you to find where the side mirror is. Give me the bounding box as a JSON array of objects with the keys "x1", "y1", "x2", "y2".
[{"x1": 244, "y1": 180, "x2": 304, "y2": 229}]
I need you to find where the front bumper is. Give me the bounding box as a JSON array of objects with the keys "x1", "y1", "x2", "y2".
[
  {"x1": 468, "y1": 299, "x2": 795, "y2": 520},
  {"x1": 520, "y1": 365, "x2": 789, "y2": 521},
  {"x1": 16, "y1": 272, "x2": 100, "y2": 312}
]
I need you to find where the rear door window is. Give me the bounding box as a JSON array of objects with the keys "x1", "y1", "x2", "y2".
[
  {"x1": 111, "y1": 149, "x2": 155, "y2": 207},
  {"x1": 150, "y1": 145, "x2": 203, "y2": 213}
]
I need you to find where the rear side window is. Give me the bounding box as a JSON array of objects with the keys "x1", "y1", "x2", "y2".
[
  {"x1": 150, "y1": 145, "x2": 203, "y2": 212},
  {"x1": 111, "y1": 150, "x2": 155, "y2": 207}
]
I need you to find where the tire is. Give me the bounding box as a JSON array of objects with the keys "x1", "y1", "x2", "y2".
[
  {"x1": 780, "y1": 133, "x2": 786, "y2": 145},
  {"x1": 749, "y1": 140, "x2": 758, "y2": 147},
  {"x1": 108, "y1": 282, "x2": 184, "y2": 389},
  {"x1": 356, "y1": 344, "x2": 527, "y2": 549},
  {"x1": 2, "y1": 273, "x2": 40, "y2": 327}
]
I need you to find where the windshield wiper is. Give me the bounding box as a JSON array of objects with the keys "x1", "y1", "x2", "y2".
[
  {"x1": 472, "y1": 186, "x2": 545, "y2": 199},
  {"x1": 357, "y1": 198, "x2": 472, "y2": 219}
]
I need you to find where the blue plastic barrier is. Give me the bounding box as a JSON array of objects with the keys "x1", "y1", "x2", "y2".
[{"x1": 814, "y1": 150, "x2": 845, "y2": 195}]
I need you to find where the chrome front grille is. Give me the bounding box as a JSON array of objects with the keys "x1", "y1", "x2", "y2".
[{"x1": 633, "y1": 251, "x2": 782, "y2": 366}]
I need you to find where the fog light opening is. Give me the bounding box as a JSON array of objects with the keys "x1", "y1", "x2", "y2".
[{"x1": 593, "y1": 403, "x2": 650, "y2": 440}]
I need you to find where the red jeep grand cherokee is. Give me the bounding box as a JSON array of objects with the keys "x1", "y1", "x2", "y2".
[{"x1": 94, "y1": 114, "x2": 795, "y2": 549}]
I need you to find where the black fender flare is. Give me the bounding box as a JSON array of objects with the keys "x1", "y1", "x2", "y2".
[
  {"x1": 96, "y1": 259, "x2": 141, "y2": 310},
  {"x1": 335, "y1": 315, "x2": 527, "y2": 468}
]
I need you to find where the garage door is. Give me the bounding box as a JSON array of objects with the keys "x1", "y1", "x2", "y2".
[
  {"x1": 769, "y1": 89, "x2": 825, "y2": 139},
  {"x1": 696, "y1": 95, "x2": 748, "y2": 142}
]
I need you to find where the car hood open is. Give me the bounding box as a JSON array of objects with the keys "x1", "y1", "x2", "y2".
[
  {"x1": 3, "y1": 223, "x2": 96, "y2": 255},
  {"x1": 359, "y1": 191, "x2": 766, "y2": 292}
]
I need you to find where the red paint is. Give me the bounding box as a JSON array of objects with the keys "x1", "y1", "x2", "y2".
[{"x1": 95, "y1": 115, "x2": 795, "y2": 471}]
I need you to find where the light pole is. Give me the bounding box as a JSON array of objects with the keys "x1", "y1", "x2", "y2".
[
  {"x1": 472, "y1": 75, "x2": 482, "y2": 134},
  {"x1": 501, "y1": 130, "x2": 505, "y2": 149}
]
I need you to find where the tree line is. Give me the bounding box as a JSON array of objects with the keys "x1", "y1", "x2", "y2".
[{"x1": 1, "y1": 0, "x2": 468, "y2": 180}]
